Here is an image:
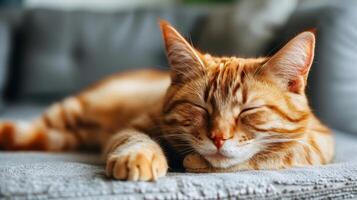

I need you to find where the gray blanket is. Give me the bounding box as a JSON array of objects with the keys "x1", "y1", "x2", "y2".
[{"x1": 0, "y1": 130, "x2": 356, "y2": 199}]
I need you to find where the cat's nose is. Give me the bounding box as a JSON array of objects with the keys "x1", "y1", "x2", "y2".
[
  {"x1": 211, "y1": 130, "x2": 232, "y2": 149},
  {"x1": 212, "y1": 135, "x2": 224, "y2": 149}
]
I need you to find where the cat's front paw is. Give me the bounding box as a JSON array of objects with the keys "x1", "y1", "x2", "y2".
[{"x1": 106, "y1": 149, "x2": 168, "y2": 181}]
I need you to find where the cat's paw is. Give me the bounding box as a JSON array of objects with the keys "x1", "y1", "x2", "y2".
[
  {"x1": 183, "y1": 153, "x2": 211, "y2": 172},
  {"x1": 106, "y1": 149, "x2": 168, "y2": 181}
]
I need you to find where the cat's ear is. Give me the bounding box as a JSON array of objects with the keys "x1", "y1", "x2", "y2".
[
  {"x1": 260, "y1": 31, "x2": 315, "y2": 93},
  {"x1": 159, "y1": 20, "x2": 205, "y2": 83}
]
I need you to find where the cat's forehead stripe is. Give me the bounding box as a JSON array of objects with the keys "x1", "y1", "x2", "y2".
[{"x1": 205, "y1": 58, "x2": 245, "y2": 102}]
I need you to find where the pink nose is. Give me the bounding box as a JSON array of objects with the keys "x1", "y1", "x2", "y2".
[{"x1": 213, "y1": 136, "x2": 224, "y2": 149}]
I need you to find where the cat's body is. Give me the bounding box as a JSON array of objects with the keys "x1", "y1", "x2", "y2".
[{"x1": 0, "y1": 21, "x2": 334, "y2": 181}]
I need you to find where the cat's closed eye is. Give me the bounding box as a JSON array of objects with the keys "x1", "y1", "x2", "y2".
[
  {"x1": 239, "y1": 106, "x2": 263, "y2": 117},
  {"x1": 166, "y1": 102, "x2": 208, "y2": 128},
  {"x1": 238, "y1": 107, "x2": 267, "y2": 127},
  {"x1": 184, "y1": 104, "x2": 208, "y2": 129}
]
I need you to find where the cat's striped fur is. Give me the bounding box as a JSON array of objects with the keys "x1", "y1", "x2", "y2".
[{"x1": 0, "y1": 20, "x2": 334, "y2": 181}]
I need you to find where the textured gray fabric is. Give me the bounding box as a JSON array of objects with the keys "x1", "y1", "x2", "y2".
[{"x1": 0, "y1": 130, "x2": 356, "y2": 200}]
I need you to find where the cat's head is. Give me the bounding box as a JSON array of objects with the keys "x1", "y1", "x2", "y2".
[{"x1": 160, "y1": 20, "x2": 315, "y2": 168}]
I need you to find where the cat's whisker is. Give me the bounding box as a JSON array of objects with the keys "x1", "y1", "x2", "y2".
[
  {"x1": 178, "y1": 148, "x2": 196, "y2": 155},
  {"x1": 256, "y1": 136, "x2": 314, "y2": 152}
]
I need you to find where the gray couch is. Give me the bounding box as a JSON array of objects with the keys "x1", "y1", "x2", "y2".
[{"x1": 1, "y1": 1, "x2": 357, "y2": 199}]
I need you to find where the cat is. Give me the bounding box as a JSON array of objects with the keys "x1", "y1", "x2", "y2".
[{"x1": 0, "y1": 20, "x2": 334, "y2": 181}]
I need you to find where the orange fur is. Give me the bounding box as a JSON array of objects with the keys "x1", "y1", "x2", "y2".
[{"x1": 0, "y1": 20, "x2": 334, "y2": 181}]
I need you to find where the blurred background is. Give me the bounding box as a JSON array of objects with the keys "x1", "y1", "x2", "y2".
[{"x1": 0, "y1": 0, "x2": 356, "y2": 135}]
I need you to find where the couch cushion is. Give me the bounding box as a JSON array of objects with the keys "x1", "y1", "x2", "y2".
[
  {"x1": 12, "y1": 8, "x2": 208, "y2": 101},
  {"x1": 269, "y1": 0, "x2": 357, "y2": 135},
  {"x1": 311, "y1": 1, "x2": 357, "y2": 134},
  {"x1": 197, "y1": 0, "x2": 297, "y2": 57},
  {"x1": 0, "y1": 22, "x2": 10, "y2": 107},
  {"x1": 0, "y1": 102, "x2": 46, "y2": 120},
  {"x1": 0, "y1": 130, "x2": 356, "y2": 199}
]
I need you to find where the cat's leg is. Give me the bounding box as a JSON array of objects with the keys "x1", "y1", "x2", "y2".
[{"x1": 104, "y1": 128, "x2": 168, "y2": 181}]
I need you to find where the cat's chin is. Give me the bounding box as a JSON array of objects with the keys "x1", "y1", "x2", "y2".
[
  {"x1": 204, "y1": 154, "x2": 247, "y2": 168},
  {"x1": 203, "y1": 147, "x2": 259, "y2": 168}
]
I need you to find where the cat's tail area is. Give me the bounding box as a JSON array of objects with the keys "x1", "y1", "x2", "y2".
[
  {"x1": 0, "y1": 97, "x2": 85, "y2": 151},
  {"x1": 0, "y1": 120, "x2": 78, "y2": 151}
]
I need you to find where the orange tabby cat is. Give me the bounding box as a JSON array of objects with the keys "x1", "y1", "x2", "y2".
[{"x1": 0, "y1": 20, "x2": 334, "y2": 181}]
